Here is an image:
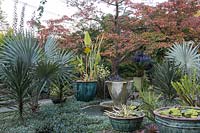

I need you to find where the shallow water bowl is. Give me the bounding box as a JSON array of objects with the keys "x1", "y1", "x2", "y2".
[
  {"x1": 99, "y1": 100, "x2": 141, "y2": 111},
  {"x1": 81, "y1": 105, "x2": 104, "y2": 116}
]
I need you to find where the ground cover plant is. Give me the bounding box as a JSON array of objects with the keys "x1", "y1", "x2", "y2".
[{"x1": 0, "y1": 98, "x2": 111, "y2": 133}]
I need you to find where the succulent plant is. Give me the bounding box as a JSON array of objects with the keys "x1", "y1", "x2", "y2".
[
  {"x1": 159, "y1": 107, "x2": 200, "y2": 118},
  {"x1": 104, "y1": 104, "x2": 143, "y2": 118}
]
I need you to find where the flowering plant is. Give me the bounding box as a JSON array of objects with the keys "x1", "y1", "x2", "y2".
[
  {"x1": 76, "y1": 32, "x2": 104, "y2": 81},
  {"x1": 97, "y1": 64, "x2": 110, "y2": 79},
  {"x1": 132, "y1": 51, "x2": 152, "y2": 77}
]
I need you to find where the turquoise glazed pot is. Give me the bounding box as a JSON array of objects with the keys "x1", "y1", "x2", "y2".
[
  {"x1": 154, "y1": 106, "x2": 200, "y2": 133},
  {"x1": 108, "y1": 114, "x2": 144, "y2": 132},
  {"x1": 73, "y1": 81, "x2": 97, "y2": 102}
]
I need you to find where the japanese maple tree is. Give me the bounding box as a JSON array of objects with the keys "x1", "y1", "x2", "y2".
[
  {"x1": 134, "y1": 0, "x2": 200, "y2": 50},
  {"x1": 66, "y1": 0, "x2": 145, "y2": 76}
]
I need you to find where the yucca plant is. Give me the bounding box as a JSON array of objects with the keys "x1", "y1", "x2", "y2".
[
  {"x1": 152, "y1": 61, "x2": 180, "y2": 100},
  {"x1": 0, "y1": 31, "x2": 44, "y2": 117},
  {"x1": 166, "y1": 41, "x2": 200, "y2": 75},
  {"x1": 0, "y1": 59, "x2": 31, "y2": 120}
]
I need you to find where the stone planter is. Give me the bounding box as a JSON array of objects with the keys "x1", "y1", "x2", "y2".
[
  {"x1": 105, "y1": 80, "x2": 133, "y2": 106},
  {"x1": 73, "y1": 81, "x2": 97, "y2": 102},
  {"x1": 108, "y1": 114, "x2": 144, "y2": 132},
  {"x1": 133, "y1": 77, "x2": 143, "y2": 91},
  {"x1": 154, "y1": 106, "x2": 200, "y2": 133}
]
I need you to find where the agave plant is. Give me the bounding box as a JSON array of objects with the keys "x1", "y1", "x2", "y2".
[{"x1": 166, "y1": 41, "x2": 200, "y2": 74}]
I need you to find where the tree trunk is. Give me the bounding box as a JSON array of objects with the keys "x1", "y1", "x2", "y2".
[
  {"x1": 19, "y1": 97, "x2": 23, "y2": 121},
  {"x1": 111, "y1": 58, "x2": 119, "y2": 76},
  {"x1": 59, "y1": 85, "x2": 63, "y2": 101},
  {"x1": 111, "y1": 1, "x2": 120, "y2": 76}
]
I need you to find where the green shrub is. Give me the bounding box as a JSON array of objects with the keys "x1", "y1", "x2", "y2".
[
  {"x1": 172, "y1": 72, "x2": 200, "y2": 107},
  {"x1": 118, "y1": 62, "x2": 135, "y2": 78},
  {"x1": 152, "y1": 61, "x2": 180, "y2": 100}
]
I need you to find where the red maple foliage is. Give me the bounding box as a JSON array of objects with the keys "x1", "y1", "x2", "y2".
[{"x1": 29, "y1": 0, "x2": 200, "y2": 75}]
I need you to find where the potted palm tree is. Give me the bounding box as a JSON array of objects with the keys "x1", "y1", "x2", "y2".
[
  {"x1": 73, "y1": 32, "x2": 104, "y2": 102},
  {"x1": 43, "y1": 39, "x2": 76, "y2": 104},
  {"x1": 105, "y1": 104, "x2": 145, "y2": 132}
]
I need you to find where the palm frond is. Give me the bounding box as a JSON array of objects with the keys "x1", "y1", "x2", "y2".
[
  {"x1": 0, "y1": 31, "x2": 42, "y2": 66},
  {"x1": 166, "y1": 41, "x2": 200, "y2": 74}
]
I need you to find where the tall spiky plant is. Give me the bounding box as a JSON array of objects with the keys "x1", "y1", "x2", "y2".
[
  {"x1": 0, "y1": 31, "x2": 67, "y2": 119},
  {"x1": 0, "y1": 59, "x2": 31, "y2": 120},
  {"x1": 0, "y1": 31, "x2": 42, "y2": 119},
  {"x1": 152, "y1": 61, "x2": 180, "y2": 100}
]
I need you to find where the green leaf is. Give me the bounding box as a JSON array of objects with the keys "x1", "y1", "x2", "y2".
[{"x1": 84, "y1": 31, "x2": 91, "y2": 47}]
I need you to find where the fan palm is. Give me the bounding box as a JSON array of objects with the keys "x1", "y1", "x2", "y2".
[
  {"x1": 166, "y1": 41, "x2": 200, "y2": 74},
  {"x1": 44, "y1": 37, "x2": 76, "y2": 102},
  {"x1": 0, "y1": 31, "x2": 76, "y2": 119}
]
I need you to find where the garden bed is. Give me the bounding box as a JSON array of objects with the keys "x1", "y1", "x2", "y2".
[
  {"x1": 0, "y1": 98, "x2": 111, "y2": 133},
  {"x1": 0, "y1": 97, "x2": 157, "y2": 133}
]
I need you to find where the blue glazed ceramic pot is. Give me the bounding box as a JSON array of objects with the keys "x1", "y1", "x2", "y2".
[
  {"x1": 108, "y1": 114, "x2": 144, "y2": 132},
  {"x1": 73, "y1": 81, "x2": 97, "y2": 102}
]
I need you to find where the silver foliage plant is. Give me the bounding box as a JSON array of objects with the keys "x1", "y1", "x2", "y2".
[{"x1": 166, "y1": 41, "x2": 200, "y2": 75}]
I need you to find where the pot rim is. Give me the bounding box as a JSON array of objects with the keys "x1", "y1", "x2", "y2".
[
  {"x1": 105, "y1": 80, "x2": 133, "y2": 83},
  {"x1": 154, "y1": 106, "x2": 200, "y2": 121},
  {"x1": 107, "y1": 112, "x2": 145, "y2": 120},
  {"x1": 74, "y1": 80, "x2": 97, "y2": 83}
]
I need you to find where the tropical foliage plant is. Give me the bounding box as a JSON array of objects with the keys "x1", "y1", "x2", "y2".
[
  {"x1": 76, "y1": 31, "x2": 103, "y2": 81},
  {"x1": 171, "y1": 72, "x2": 200, "y2": 107},
  {"x1": 152, "y1": 61, "x2": 180, "y2": 100},
  {"x1": 166, "y1": 41, "x2": 200, "y2": 75},
  {"x1": 139, "y1": 89, "x2": 161, "y2": 121}
]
